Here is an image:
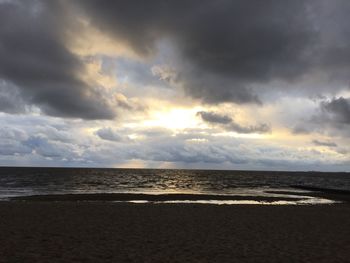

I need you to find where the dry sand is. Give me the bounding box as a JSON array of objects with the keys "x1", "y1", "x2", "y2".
[{"x1": 0, "y1": 202, "x2": 349, "y2": 263}]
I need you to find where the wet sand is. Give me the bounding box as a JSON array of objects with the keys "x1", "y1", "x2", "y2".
[{"x1": 0, "y1": 202, "x2": 349, "y2": 263}]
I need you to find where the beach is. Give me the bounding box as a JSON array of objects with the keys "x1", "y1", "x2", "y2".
[{"x1": 0, "y1": 202, "x2": 349, "y2": 263}]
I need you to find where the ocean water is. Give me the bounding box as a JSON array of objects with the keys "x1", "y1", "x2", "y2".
[{"x1": 0, "y1": 167, "x2": 349, "y2": 204}]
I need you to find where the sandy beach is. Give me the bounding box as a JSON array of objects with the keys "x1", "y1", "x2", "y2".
[{"x1": 0, "y1": 202, "x2": 349, "y2": 263}]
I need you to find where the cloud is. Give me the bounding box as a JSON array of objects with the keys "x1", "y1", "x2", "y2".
[
  {"x1": 89, "y1": 131, "x2": 349, "y2": 170},
  {"x1": 24, "y1": 136, "x2": 62, "y2": 158},
  {"x1": 151, "y1": 64, "x2": 178, "y2": 85},
  {"x1": 291, "y1": 96, "x2": 350, "y2": 137},
  {"x1": 114, "y1": 93, "x2": 146, "y2": 112},
  {"x1": 197, "y1": 111, "x2": 270, "y2": 134},
  {"x1": 95, "y1": 127, "x2": 125, "y2": 142},
  {"x1": 0, "y1": 126, "x2": 31, "y2": 156},
  {"x1": 0, "y1": 80, "x2": 27, "y2": 114},
  {"x1": 0, "y1": 0, "x2": 116, "y2": 119},
  {"x1": 320, "y1": 97, "x2": 350, "y2": 124},
  {"x1": 75, "y1": 0, "x2": 350, "y2": 105},
  {"x1": 196, "y1": 111, "x2": 232, "y2": 125},
  {"x1": 1, "y1": 1, "x2": 350, "y2": 171},
  {"x1": 312, "y1": 140, "x2": 337, "y2": 147},
  {"x1": 2, "y1": 0, "x2": 350, "y2": 118},
  {"x1": 292, "y1": 125, "x2": 311, "y2": 135},
  {"x1": 0, "y1": 113, "x2": 348, "y2": 170}
]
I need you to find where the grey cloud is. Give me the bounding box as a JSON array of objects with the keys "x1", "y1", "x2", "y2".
[
  {"x1": 0, "y1": 141, "x2": 32, "y2": 156},
  {"x1": 129, "y1": 136, "x2": 247, "y2": 165},
  {"x1": 0, "y1": 81, "x2": 26, "y2": 114},
  {"x1": 0, "y1": 127, "x2": 28, "y2": 141},
  {"x1": 116, "y1": 99, "x2": 134, "y2": 111},
  {"x1": 320, "y1": 97, "x2": 350, "y2": 124},
  {"x1": 183, "y1": 74, "x2": 262, "y2": 105},
  {"x1": 0, "y1": 1, "x2": 115, "y2": 119},
  {"x1": 95, "y1": 127, "x2": 124, "y2": 142},
  {"x1": 197, "y1": 111, "x2": 232, "y2": 125},
  {"x1": 22, "y1": 135, "x2": 83, "y2": 160},
  {"x1": 89, "y1": 131, "x2": 347, "y2": 170},
  {"x1": 115, "y1": 96, "x2": 146, "y2": 112},
  {"x1": 112, "y1": 57, "x2": 161, "y2": 87},
  {"x1": 76, "y1": 0, "x2": 348, "y2": 104},
  {"x1": 151, "y1": 65, "x2": 178, "y2": 85},
  {"x1": 197, "y1": 111, "x2": 270, "y2": 134},
  {"x1": 312, "y1": 140, "x2": 337, "y2": 147},
  {"x1": 0, "y1": 127, "x2": 30, "y2": 156},
  {"x1": 1, "y1": 115, "x2": 348, "y2": 170},
  {"x1": 35, "y1": 126, "x2": 73, "y2": 144},
  {"x1": 24, "y1": 136, "x2": 61, "y2": 158},
  {"x1": 292, "y1": 125, "x2": 311, "y2": 135},
  {"x1": 228, "y1": 122, "x2": 270, "y2": 134},
  {"x1": 2, "y1": 0, "x2": 350, "y2": 117},
  {"x1": 292, "y1": 96, "x2": 350, "y2": 137},
  {"x1": 335, "y1": 148, "x2": 349, "y2": 155},
  {"x1": 311, "y1": 138, "x2": 349, "y2": 156},
  {"x1": 137, "y1": 127, "x2": 173, "y2": 138},
  {"x1": 77, "y1": 1, "x2": 314, "y2": 74},
  {"x1": 0, "y1": 119, "x2": 91, "y2": 163}
]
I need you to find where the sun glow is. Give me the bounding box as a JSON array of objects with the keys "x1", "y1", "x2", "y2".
[{"x1": 143, "y1": 107, "x2": 203, "y2": 130}]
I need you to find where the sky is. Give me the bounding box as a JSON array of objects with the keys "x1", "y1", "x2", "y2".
[{"x1": 0, "y1": 0, "x2": 350, "y2": 171}]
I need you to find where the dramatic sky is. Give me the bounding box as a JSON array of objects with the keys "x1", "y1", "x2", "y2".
[{"x1": 1, "y1": 0, "x2": 350, "y2": 171}]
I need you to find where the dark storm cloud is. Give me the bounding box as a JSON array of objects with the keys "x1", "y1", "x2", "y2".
[
  {"x1": 312, "y1": 140, "x2": 337, "y2": 147},
  {"x1": 2, "y1": 0, "x2": 350, "y2": 122},
  {"x1": 197, "y1": 111, "x2": 270, "y2": 134},
  {"x1": 185, "y1": 74, "x2": 262, "y2": 105},
  {"x1": 0, "y1": 1, "x2": 115, "y2": 119},
  {"x1": 76, "y1": 0, "x2": 324, "y2": 104}
]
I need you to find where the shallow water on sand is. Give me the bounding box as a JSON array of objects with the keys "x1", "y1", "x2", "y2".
[{"x1": 0, "y1": 167, "x2": 349, "y2": 204}]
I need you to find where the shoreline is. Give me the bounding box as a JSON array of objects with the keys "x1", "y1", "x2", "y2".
[
  {"x1": 7, "y1": 186, "x2": 350, "y2": 205},
  {"x1": 10, "y1": 192, "x2": 305, "y2": 202}
]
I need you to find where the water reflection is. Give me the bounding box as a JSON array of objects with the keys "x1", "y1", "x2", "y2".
[{"x1": 0, "y1": 167, "x2": 349, "y2": 204}]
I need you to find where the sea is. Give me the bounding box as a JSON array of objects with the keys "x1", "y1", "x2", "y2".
[{"x1": 0, "y1": 167, "x2": 349, "y2": 205}]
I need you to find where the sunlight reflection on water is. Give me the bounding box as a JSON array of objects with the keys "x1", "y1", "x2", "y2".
[
  {"x1": 0, "y1": 168, "x2": 348, "y2": 205},
  {"x1": 121, "y1": 198, "x2": 338, "y2": 205}
]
